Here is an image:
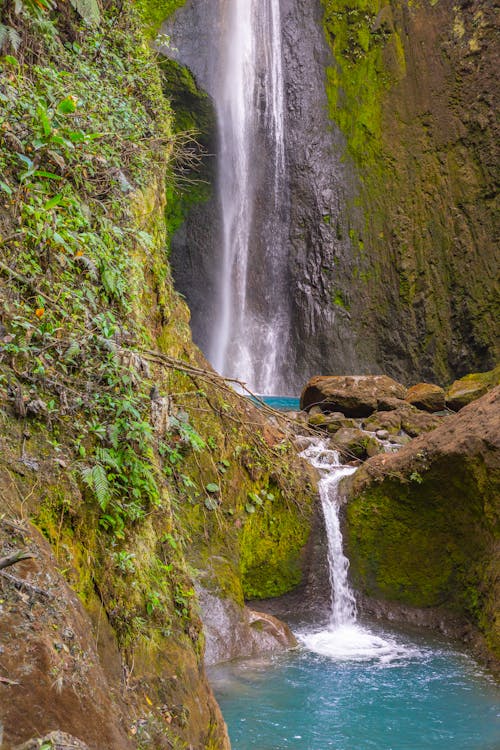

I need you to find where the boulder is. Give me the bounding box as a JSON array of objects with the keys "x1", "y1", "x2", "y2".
[
  {"x1": 300, "y1": 375, "x2": 407, "y2": 417},
  {"x1": 346, "y1": 387, "x2": 500, "y2": 663},
  {"x1": 362, "y1": 409, "x2": 403, "y2": 434},
  {"x1": 364, "y1": 405, "x2": 444, "y2": 438},
  {"x1": 446, "y1": 365, "x2": 500, "y2": 411},
  {"x1": 400, "y1": 409, "x2": 443, "y2": 437},
  {"x1": 308, "y1": 411, "x2": 356, "y2": 434},
  {"x1": 332, "y1": 427, "x2": 381, "y2": 461},
  {"x1": 405, "y1": 382, "x2": 445, "y2": 412},
  {"x1": 196, "y1": 586, "x2": 297, "y2": 665}
]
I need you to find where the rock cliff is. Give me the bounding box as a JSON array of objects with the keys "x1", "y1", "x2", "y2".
[
  {"x1": 0, "y1": 2, "x2": 315, "y2": 746},
  {"x1": 166, "y1": 0, "x2": 498, "y2": 388}
]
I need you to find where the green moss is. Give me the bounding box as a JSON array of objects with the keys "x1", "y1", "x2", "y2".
[
  {"x1": 332, "y1": 289, "x2": 350, "y2": 310},
  {"x1": 346, "y1": 455, "x2": 500, "y2": 654},
  {"x1": 322, "y1": 0, "x2": 394, "y2": 165},
  {"x1": 136, "y1": 0, "x2": 187, "y2": 40},
  {"x1": 239, "y1": 489, "x2": 312, "y2": 599}
]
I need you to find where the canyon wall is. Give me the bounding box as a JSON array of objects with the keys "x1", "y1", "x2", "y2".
[{"x1": 168, "y1": 0, "x2": 498, "y2": 388}]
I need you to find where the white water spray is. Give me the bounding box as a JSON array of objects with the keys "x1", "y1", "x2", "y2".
[{"x1": 210, "y1": 0, "x2": 289, "y2": 393}]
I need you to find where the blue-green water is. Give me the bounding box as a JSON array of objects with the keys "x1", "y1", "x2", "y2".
[
  {"x1": 210, "y1": 623, "x2": 500, "y2": 750},
  {"x1": 251, "y1": 395, "x2": 301, "y2": 411}
]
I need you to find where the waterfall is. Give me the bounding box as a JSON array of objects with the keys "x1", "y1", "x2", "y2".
[
  {"x1": 209, "y1": 0, "x2": 290, "y2": 394},
  {"x1": 298, "y1": 436, "x2": 414, "y2": 661},
  {"x1": 299, "y1": 438, "x2": 357, "y2": 627}
]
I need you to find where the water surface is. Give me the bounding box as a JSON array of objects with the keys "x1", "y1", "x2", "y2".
[{"x1": 210, "y1": 622, "x2": 500, "y2": 750}]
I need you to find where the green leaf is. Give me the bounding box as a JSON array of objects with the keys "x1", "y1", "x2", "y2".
[
  {"x1": 206, "y1": 483, "x2": 220, "y2": 493},
  {"x1": 37, "y1": 103, "x2": 52, "y2": 137},
  {"x1": 2, "y1": 55, "x2": 19, "y2": 66},
  {"x1": 43, "y1": 194, "x2": 64, "y2": 209},
  {"x1": 245, "y1": 503, "x2": 256, "y2": 514},
  {"x1": 57, "y1": 96, "x2": 78, "y2": 114},
  {"x1": 33, "y1": 170, "x2": 62, "y2": 180},
  {"x1": 17, "y1": 153, "x2": 33, "y2": 169},
  {"x1": 0, "y1": 180, "x2": 12, "y2": 195},
  {"x1": 204, "y1": 497, "x2": 218, "y2": 510}
]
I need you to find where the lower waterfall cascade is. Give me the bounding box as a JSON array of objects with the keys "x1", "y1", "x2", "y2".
[{"x1": 209, "y1": 432, "x2": 500, "y2": 749}]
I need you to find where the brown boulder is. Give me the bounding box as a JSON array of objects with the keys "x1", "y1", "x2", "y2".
[
  {"x1": 400, "y1": 409, "x2": 443, "y2": 437},
  {"x1": 364, "y1": 404, "x2": 444, "y2": 438},
  {"x1": 300, "y1": 375, "x2": 407, "y2": 417},
  {"x1": 362, "y1": 409, "x2": 403, "y2": 434},
  {"x1": 446, "y1": 365, "x2": 500, "y2": 411},
  {"x1": 406, "y1": 382, "x2": 445, "y2": 412}
]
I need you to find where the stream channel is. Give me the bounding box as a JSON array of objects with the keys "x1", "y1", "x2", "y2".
[{"x1": 209, "y1": 408, "x2": 500, "y2": 749}]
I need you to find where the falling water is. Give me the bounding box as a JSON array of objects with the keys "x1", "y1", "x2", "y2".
[
  {"x1": 299, "y1": 438, "x2": 358, "y2": 626},
  {"x1": 299, "y1": 437, "x2": 414, "y2": 660},
  {"x1": 210, "y1": 0, "x2": 289, "y2": 393}
]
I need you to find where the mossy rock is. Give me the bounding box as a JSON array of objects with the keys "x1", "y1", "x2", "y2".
[
  {"x1": 346, "y1": 388, "x2": 500, "y2": 659},
  {"x1": 332, "y1": 427, "x2": 381, "y2": 460},
  {"x1": 406, "y1": 383, "x2": 445, "y2": 413},
  {"x1": 446, "y1": 365, "x2": 500, "y2": 411}
]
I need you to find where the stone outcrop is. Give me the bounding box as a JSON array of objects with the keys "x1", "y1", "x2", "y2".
[
  {"x1": 166, "y1": 0, "x2": 498, "y2": 389},
  {"x1": 196, "y1": 587, "x2": 297, "y2": 666},
  {"x1": 405, "y1": 383, "x2": 446, "y2": 413},
  {"x1": 345, "y1": 387, "x2": 500, "y2": 664},
  {"x1": 446, "y1": 364, "x2": 500, "y2": 411},
  {"x1": 300, "y1": 374, "x2": 406, "y2": 416},
  {"x1": 320, "y1": 0, "x2": 499, "y2": 383}
]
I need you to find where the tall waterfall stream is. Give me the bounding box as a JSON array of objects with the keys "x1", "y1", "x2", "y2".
[
  {"x1": 209, "y1": 434, "x2": 500, "y2": 749},
  {"x1": 211, "y1": 0, "x2": 289, "y2": 394}
]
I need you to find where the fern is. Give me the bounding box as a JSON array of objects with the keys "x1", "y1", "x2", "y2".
[
  {"x1": 0, "y1": 24, "x2": 21, "y2": 52},
  {"x1": 81, "y1": 463, "x2": 111, "y2": 510},
  {"x1": 94, "y1": 446, "x2": 122, "y2": 473},
  {"x1": 69, "y1": 0, "x2": 100, "y2": 25}
]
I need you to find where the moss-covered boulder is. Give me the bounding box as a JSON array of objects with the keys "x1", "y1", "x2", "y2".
[
  {"x1": 308, "y1": 411, "x2": 356, "y2": 433},
  {"x1": 346, "y1": 387, "x2": 500, "y2": 662},
  {"x1": 363, "y1": 404, "x2": 444, "y2": 438},
  {"x1": 446, "y1": 365, "x2": 500, "y2": 411},
  {"x1": 405, "y1": 383, "x2": 446, "y2": 413},
  {"x1": 332, "y1": 427, "x2": 381, "y2": 460}
]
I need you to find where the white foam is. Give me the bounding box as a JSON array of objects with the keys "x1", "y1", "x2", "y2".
[{"x1": 298, "y1": 624, "x2": 423, "y2": 664}]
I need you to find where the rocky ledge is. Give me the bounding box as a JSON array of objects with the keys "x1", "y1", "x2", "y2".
[{"x1": 344, "y1": 386, "x2": 500, "y2": 671}]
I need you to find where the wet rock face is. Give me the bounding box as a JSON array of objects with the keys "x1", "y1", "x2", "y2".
[
  {"x1": 197, "y1": 586, "x2": 297, "y2": 665},
  {"x1": 320, "y1": 0, "x2": 499, "y2": 383},
  {"x1": 165, "y1": 0, "x2": 498, "y2": 389},
  {"x1": 280, "y1": 0, "x2": 363, "y2": 382}
]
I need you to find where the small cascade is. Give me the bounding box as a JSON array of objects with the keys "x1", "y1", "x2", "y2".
[
  {"x1": 299, "y1": 436, "x2": 414, "y2": 662},
  {"x1": 299, "y1": 438, "x2": 357, "y2": 627}
]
